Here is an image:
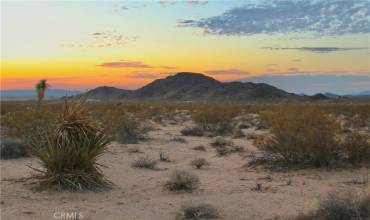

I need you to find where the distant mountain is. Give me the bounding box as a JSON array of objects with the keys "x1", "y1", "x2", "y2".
[
  {"x1": 1, "y1": 89, "x2": 81, "y2": 100},
  {"x1": 82, "y1": 72, "x2": 300, "y2": 101},
  {"x1": 349, "y1": 91, "x2": 370, "y2": 96},
  {"x1": 324, "y1": 92, "x2": 341, "y2": 98},
  {"x1": 310, "y1": 93, "x2": 329, "y2": 100},
  {"x1": 82, "y1": 86, "x2": 132, "y2": 100}
]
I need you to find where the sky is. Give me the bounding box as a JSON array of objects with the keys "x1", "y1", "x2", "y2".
[{"x1": 1, "y1": 0, "x2": 370, "y2": 95}]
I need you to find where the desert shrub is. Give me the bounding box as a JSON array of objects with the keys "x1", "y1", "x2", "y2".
[
  {"x1": 99, "y1": 109, "x2": 150, "y2": 144},
  {"x1": 192, "y1": 145, "x2": 206, "y2": 151},
  {"x1": 0, "y1": 139, "x2": 30, "y2": 159},
  {"x1": 191, "y1": 158, "x2": 209, "y2": 169},
  {"x1": 259, "y1": 107, "x2": 341, "y2": 167},
  {"x1": 1, "y1": 107, "x2": 57, "y2": 146},
  {"x1": 31, "y1": 99, "x2": 111, "y2": 191},
  {"x1": 294, "y1": 191, "x2": 370, "y2": 220},
  {"x1": 114, "y1": 114, "x2": 145, "y2": 144},
  {"x1": 171, "y1": 137, "x2": 187, "y2": 143},
  {"x1": 164, "y1": 170, "x2": 199, "y2": 192},
  {"x1": 211, "y1": 137, "x2": 233, "y2": 147},
  {"x1": 341, "y1": 132, "x2": 370, "y2": 164},
  {"x1": 179, "y1": 202, "x2": 219, "y2": 219},
  {"x1": 210, "y1": 137, "x2": 243, "y2": 156},
  {"x1": 181, "y1": 126, "x2": 204, "y2": 136},
  {"x1": 232, "y1": 129, "x2": 245, "y2": 138},
  {"x1": 159, "y1": 151, "x2": 171, "y2": 162},
  {"x1": 131, "y1": 156, "x2": 157, "y2": 169},
  {"x1": 191, "y1": 105, "x2": 239, "y2": 135},
  {"x1": 235, "y1": 113, "x2": 265, "y2": 130}
]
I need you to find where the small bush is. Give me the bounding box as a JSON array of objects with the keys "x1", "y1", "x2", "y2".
[
  {"x1": 181, "y1": 126, "x2": 204, "y2": 136},
  {"x1": 172, "y1": 137, "x2": 187, "y2": 143},
  {"x1": 191, "y1": 158, "x2": 209, "y2": 169},
  {"x1": 179, "y1": 202, "x2": 219, "y2": 219},
  {"x1": 0, "y1": 139, "x2": 30, "y2": 159},
  {"x1": 131, "y1": 156, "x2": 157, "y2": 169},
  {"x1": 159, "y1": 152, "x2": 171, "y2": 162},
  {"x1": 164, "y1": 170, "x2": 199, "y2": 192},
  {"x1": 341, "y1": 132, "x2": 370, "y2": 164},
  {"x1": 211, "y1": 137, "x2": 233, "y2": 147},
  {"x1": 192, "y1": 105, "x2": 239, "y2": 135},
  {"x1": 211, "y1": 137, "x2": 243, "y2": 156},
  {"x1": 101, "y1": 111, "x2": 148, "y2": 144},
  {"x1": 232, "y1": 129, "x2": 245, "y2": 138},
  {"x1": 192, "y1": 145, "x2": 206, "y2": 151},
  {"x1": 294, "y1": 191, "x2": 370, "y2": 220}
]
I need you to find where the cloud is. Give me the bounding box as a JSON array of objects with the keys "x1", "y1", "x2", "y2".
[
  {"x1": 180, "y1": 0, "x2": 370, "y2": 36},
  {"x1": 98, "y1": 60, "x2": 153, "y2": 68},
  {"x1": 65, "y1": 31, "x2": 137, "y2": 48},
  {"x1": 187, "y1": 1, "x2": 208, "y2": 6},
  {"x1": 160, "y1": 0, "x2": 207, "y2": 6},
  {"x1": 205, "y1": 69, "x2": 249, "y2": 75},
  {"x1": 263, "y1": 47, "x2": 368, "y2": 53},
  {"x1": 98, "y1": 61, "x2": 176, "y2": 69},
  {"x1": 113, "y1": 4, "x2": 146, "y2": 11},
  {"x1": 160, "y1": 66, "x2": 176, "y2": 69}
]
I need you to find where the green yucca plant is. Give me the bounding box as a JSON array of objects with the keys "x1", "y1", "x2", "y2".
[{"x1": 31, "y1": 98, "x2": 111, "y2": 191}]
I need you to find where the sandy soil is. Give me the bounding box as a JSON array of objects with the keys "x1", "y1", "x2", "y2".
[{"x1": 1, "y1": 122, "x2": 369, "y2": 220}]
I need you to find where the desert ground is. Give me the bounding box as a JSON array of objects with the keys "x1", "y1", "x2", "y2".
[{"x1": 1, "y1": 106, "x2": 369, "y2": 220}]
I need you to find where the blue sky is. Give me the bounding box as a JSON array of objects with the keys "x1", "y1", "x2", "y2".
[{"x1": 1, "y1": 0, "x2": 370, "y2": 94}]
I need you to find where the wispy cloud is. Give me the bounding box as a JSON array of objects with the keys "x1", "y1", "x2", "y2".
[
  {"x1": 263, "y1": 47, "x2": 368, "y2": 53},
  {"x1": 160, "y1": 0, "x2": 207, "y2": 6},
  {"x1": 65, "y1": 31, "x2": 137, "y2": 48},
  {"x1": 180, "y1": 0, "x2": 370, "y2": 36},
  {"x1": 205, "y1": 69, "x2": 249, "y2": 75},
  {"x1": 187, "y1": 1, "x2": 208, "y2": 6},
  {"x1": 98, "y1": 61, "x2": 177, "y2": 70},
  {"x1": 113, "y1": 4, "x2": 146, "y2": 12},
  {"x1": 98, "y1": 60, "x2": 153, "y2": 68},
  {"x1": 160, "y1": 66, "x2": 176, "y2": 70}
]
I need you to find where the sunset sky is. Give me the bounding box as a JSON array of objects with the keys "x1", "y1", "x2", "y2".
[{"x1": 1, "y1": 0, "x2": 370, "y2": 94}]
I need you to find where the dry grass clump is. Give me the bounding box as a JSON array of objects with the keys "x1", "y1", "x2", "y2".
[
  {"x1": 294, "y1": 191, "x2": 370, "y2": 220},
  {"x1": 131, "y1": 156, "x2": 157, "y2": 169},
  {"x1": 258, "y1": 107, "x2": 341, "y2": 167},
  {"x1": 1, "y1": 106, "x2": 57, "y2": 146},
  {"x1": 192, "y1": 145, "x2": 206, "y2": 151},
  {"x1": 341, "y1": 132, "x2": 370, "y2": 164},
  {"x1": 234, "y1": 113, "x2": 264, "y2": 129},
  {"x1": 171, "y1": 137, "x2": 187, "y2": 143},
  {"x1": 99, "y1": 108, "x2": 153, "y2": 144},
  {"x1": 211, "y1": 137, "x2": 243, "y2": 156},
  {"x1": 164, "y1": 170, "x2": 199, "y2": 192},
  {"x1": 31, "y1": 99, "x2": 111, "y2": 191},
  {"x1": 232, "y1": 129, "x2": 246, "y2": 138},
  {"x1": 181, "y1": 126, "x2": 204, "y2": 136},
  {"x1": 191, "y1": 105, "x2": 240, "y2": 135},
  {"x1": 0, "y1": 139, "x2": 30, "y2": 159},
  {"x1": 178, "y1": 202, "x2": 220, "y2": 219},
  {"x1": 191, "y1": 158, "x2": 209, "y2": 169},
  {"x1": 211, "y1": 137, "x2": 234, "y2": 147},
  {"x1": 159, "y1": 151, "x2": 171, "y2": 162}
]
